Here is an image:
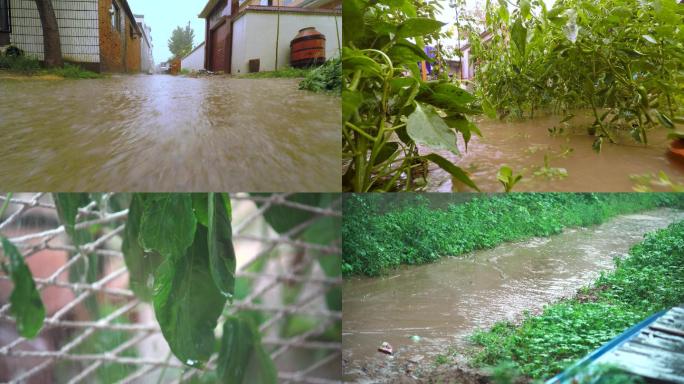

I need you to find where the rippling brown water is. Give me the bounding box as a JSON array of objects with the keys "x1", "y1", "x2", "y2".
[
  {"x1": 424, "y1": 112, "x2": 684, "y2": 192},
  {"x1": 0, "y1": 75, "x2": 340, "y2": 191},
  {"x1": 342, "y1": 208, "x2": 684, "y2": 382}
]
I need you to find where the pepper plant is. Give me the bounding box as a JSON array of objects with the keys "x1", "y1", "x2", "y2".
[
  {"x1": 472, "y1": 0, "x2": 684, "y2": 151},
  {"x1": 343, "y1": 0, "x2": 481, "y2": 191}
]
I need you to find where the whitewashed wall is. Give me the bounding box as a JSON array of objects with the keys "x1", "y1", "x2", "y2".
[
  {"x1": 9, "y1": 0, "x2": 99, "y2": 63},
  {"x1": 181, "y1": 42, "x2": 205, "y2": 71},
  {"x1": 231, "y1": 11, "x2": 341, "y2": 74}
]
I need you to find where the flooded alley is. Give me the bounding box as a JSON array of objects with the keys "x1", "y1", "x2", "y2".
[
  {"x1": 425, "y1": 112, "x2": 684, "y2": 192},
  {"x1": 342, "y1": 208, "x2": 684, "y2": 382},
  {"x1": 0, "y1": 75, "x2": 340, "y2": 191}
]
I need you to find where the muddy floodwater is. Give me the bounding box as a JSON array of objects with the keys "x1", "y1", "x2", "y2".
[
  {"x1": 0, "y1": 75, "x2": 340, "y2": 191},
  {"x1": 342, "y1": 208, "x2": 684, "y2": 382},
  {"x1": 424, "y1": 112, "x2": 684, "y2": 192}
]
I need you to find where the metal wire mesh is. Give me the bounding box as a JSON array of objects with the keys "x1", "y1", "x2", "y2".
[{"x1": 0, "y1": 193, "x2": 342, "y2": 384}]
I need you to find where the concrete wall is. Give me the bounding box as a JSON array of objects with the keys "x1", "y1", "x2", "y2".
[
  {"x1": 8, "y1": 0, "x2": 100, "y2": 63},
  {"x1": 181, "y1": 42, "x2": 205, "y2": 71},
  {"x1": 231, "y1": 10, "x2": 340, "y2": 74},
  {"x1": 136, "y1": 16, "x2": 153, "y2": 73},
  {"x1": 98, "y1": 0, "x2": 139, "y2": 72}
]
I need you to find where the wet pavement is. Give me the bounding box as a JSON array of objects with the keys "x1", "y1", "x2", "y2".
[
  {"x1": 342, "y1": 208, "x2": 684, "y2": 382},
  {"x1": 0, "y1": 74, "x2": 340, "y2": 191}
]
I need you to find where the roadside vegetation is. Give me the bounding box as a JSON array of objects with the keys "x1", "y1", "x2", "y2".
[
  {"x1": 0, "y1": 47, "x2": 102, "y2": 79},
  {"x1": 342, "y1": 193, "x2": 684, "y2": 276},
  {"x1": 238, "y1": 58, "x2": 342, "y2": 94},
  {"x1": 239, "y1": 66, "x2": 312, "y2": 79},
  {"x1": 469, "y1": 219, "x2": 684, "y2": 380}
]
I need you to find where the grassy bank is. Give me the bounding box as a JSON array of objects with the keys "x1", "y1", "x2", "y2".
[
  {"x1": 0, "y1": 55, "x2": 102, "y2": 79},
  {"x1": 342, "y1": 193, "x2": 684, "y2": 276},
  {"x1": 469, "y1": 219, "x2": 684, "y2": 379},
  {"x1": 237, "y1": 58, "x2": 341, "y2": 94}
]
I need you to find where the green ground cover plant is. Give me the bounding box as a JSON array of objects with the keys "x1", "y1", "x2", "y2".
[
  {"x1": 0, "y1": 49, "x2": 102, "y2": 79},
  {"x1": 239, "y1": 66, "x2": 311, "y2": 78},
  {"x1": 299, "y1": 58, "x2": 342, "y2": 93},
  {"x1": 342, "y1": 193, "x2": 684, "y2": 276},
  {"x1": 469, "y1": 219, "x2": 684, "y2": 379}
]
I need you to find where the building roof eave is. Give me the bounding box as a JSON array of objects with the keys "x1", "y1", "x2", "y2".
[
  {"x1": 199, "y1": 0, "x2": 221, "y2": 18},
  {"x1": 120, "y1": 0, "x2": 142, "y2": 35}
]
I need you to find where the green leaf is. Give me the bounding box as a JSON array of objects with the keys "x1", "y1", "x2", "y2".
[
  {"x1": 642, "y1": 34, "x2": 657, "y2": 44},
  {"x1": 121, "y1": 194, "x2": 163, "y2": 301},
  {"x1": 53, "y1": 193, "x2": 91, "y2": 245},
  {"x1": 423, "y1": 153, "x2": 480, "y2": 191},
  {"x1": 373, "y1": 142, "x2": 400, "y2": 165},
  {"x1": 208, "y1": 193, "x2": 236, "y2": 298},
  {"x1": 254, "y1": 194, "x2": 323, "y2": 234},
  {"x1": 407, "y1": 102, "x2": 460, "y2": 155},
  {"x1": 667, "y1": 131, "x2": 684, "y2": 140},
  {"x1": 342, "y1": 90, "x2": 363, "y2": 123},
  {"x1": 318, "y1": 254, "x2": 342, "y2": 311},
  {"x1": 342, "y1": 48, "x2": 382, "y2": 76},
  {"x1": 343, "y1": 0, "x2": 365, "y2": 44},
  {"x1": 192, "y1": 194, "x2": 209, "y2": 227},
  {"x1": 511, "y1": 18, "x2": 527, "y2": 56},
  {"x1": 218, "y1": 315, "x2": 278, "y2": 384},
  {"x1": 2, "y1": 237, "x2": 45, "y2": 338},
  {"x1": 396, "y1": 18, "x2": 445, "y2": 38},
  {"x1": 139, "y1": 194, "x2": 197, "y2": 259},
  {"x1": 654, "y1": 110, "x2": 675, "y2": 129},
  {"x1": 153, "y1": 226, "x2": 225, "y2": 367}
]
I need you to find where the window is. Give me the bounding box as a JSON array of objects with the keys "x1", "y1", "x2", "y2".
[
  {"x1": 0, "y1": 0, "x2": 10, "y2": 33},
  {"x1": 111, "y1": 1, "x2": 121, "y2": 32}
]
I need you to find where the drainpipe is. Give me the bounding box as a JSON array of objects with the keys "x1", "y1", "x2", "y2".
[{"x1": 275, "y1": 0, "x2": 280, "y2": 70}]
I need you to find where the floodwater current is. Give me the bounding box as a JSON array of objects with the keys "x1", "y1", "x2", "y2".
[
  {"x1": 342, "y1": 208, "x2": 684, "y2": 382},
  {"x1": 0, "y1": 74, "x2": 340, "y2": 191},
  {"x1": 424, "y1": 112, "x2": 684, "y2": 192}
]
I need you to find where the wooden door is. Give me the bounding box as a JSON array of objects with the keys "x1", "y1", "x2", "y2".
[{"x1": 210, "y1": 21, "x2": 228, "y2": 72}]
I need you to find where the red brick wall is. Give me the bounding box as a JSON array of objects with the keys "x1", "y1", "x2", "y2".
[{"x1": 98, "y1": 0, "x2": 140, "y2": 73}]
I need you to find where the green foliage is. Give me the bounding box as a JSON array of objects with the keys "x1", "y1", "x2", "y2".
[
  {"x1": 0, "y1": 55, "x2": 41, "y2": 73},
  {"x1": 342, "y1": 193, "x2": 684, "y2": 276},
  {"x1": 497, "y1": 166, "x2": 523, "y2": 192},
  {"x1": 0, "y1": 54, "x2": 101, "y2": 78},
  {"x1": 50, "y1": 64, "x2": 102, "y2": 79},
  {"x1": 207, "y1": 193, "x2": 236, "y2": 298},
  {"x1": 218, "y1": 315, "x2": 278, "y2": 383},
  {"x1": 1, "y1": 238, "x2": 45, "y2": 338},
  {"x1": 470, "y1": 219, "x2": 684, "y2": 379},
  {"x1": 153, "y1": 226, "x2": 225, "y2": 368},
  {"x1": 168, "y1": 22, "x2": 195, "y2": 59},
  {"x1": 342, "y1": 0, "x2": 480, "y2": 192},
  {"x1": 239, "y1": 66, "x2": 310, "y2": 78},
  {"x1": 299, "y1": 57, "x2": 342, "y2": 93},
  {"x1": 473, "y1": 0, "x2": 684, "y2": 149},
  {"x1": 139, "y1": 194, "x2": 197, "y2": 259}
]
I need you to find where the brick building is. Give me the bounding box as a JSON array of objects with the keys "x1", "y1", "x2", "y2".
[{"x1": 0, "y1": 0, "x2": 143, "y2": 73}]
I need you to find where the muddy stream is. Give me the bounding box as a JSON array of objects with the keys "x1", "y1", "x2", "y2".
[
  {"x1": 424, "y1": 112, "x2": 684, "y2": 192},
  {"x1": 342, "y1": 208, "x2": 684, "y2": 382},
  {"x1": 0, "y1": 75, "x2": 340, "y2": 191}
]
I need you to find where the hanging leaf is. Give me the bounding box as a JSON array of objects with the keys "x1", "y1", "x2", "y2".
[
  {"x1": 407, "y1": 102, "x2": 460, "y2": 155},
  {"x1": 207, "y1": 193, "x2": 236, "y2": 298},
  {"x1": 396, "y1": 18, "x2": 445, "y2": 38},
  {"x1": 53, "y1": 193, "x2": 91, "y2": 245},
  {"x1": 1, "y1": 237, "x2": 45, "y2": 338},
  {"x1": 253, "y1": 193, "x2": 323, "y2": 235},
  {"x1": 218, "y1": 315, "x2": 278, "y2": 384},
  {"x1": 191, "y1": 194, "x2": 210, "y2": 227},
  {"x1": 153, "y1": 226, "x2": 225, "y2": 367},
  {"x1": 139, "y1": 194, "x2": 197, "y2": 259},
  {"x1": 121, "y1": 194, "x2": 163, "y2": 301},
  {"x1": 511, "y1": 18, "x2": 527, "y2": 56},
  {"x1": 423, "y1": 153, "x2": 480, "y2": 191}
]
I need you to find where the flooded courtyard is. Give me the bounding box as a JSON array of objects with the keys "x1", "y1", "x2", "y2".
[
  {"x1": 424, "y1": 112, "x2": 684, "y2": 192},
  {"x1": 0, "y1": 75, "x2": 340, "y2": 191},
  {"x1": 342, "y1": 208, "x2": 684, "y2": 382}
]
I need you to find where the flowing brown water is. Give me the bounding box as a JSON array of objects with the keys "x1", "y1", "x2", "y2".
[
  {"x1": 0, "y1": 75, "x2": 340, "y2": 191},
  {"x1": 342, "y1": 208, "x2": 684, "y2": 382},
  {"x1": 423, "y1": 112, "x2": 684, "y2": 192}
]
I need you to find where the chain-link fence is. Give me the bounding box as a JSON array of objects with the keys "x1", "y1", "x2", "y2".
[{"x1": 0, "y1": 193, "x2": 342, "y2": 384}]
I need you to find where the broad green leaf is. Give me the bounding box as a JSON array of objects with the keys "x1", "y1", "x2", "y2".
[
  {"x1": 342, "y1": 90, "x2": 363, "y2": 123},
  {"x1": 511, "y1": 18, "x2": 527, "y2": 56},
  {"x1": 253, "y1": 193, "x2": 323, "y2": 234},
  {"x1": 153, "y1": 226, "x2": 225, "y2": 367},
  {"x1": 121, "y1": 194, "x2": 163, "y2": 301},
  {"x1": 53, "y1": 193, "x2": 91, "y2": 245},
  {"x1": 208, "y1": 193, "x2": 236, "y2": 298},
  {"x1": 407, "y1": 102, "x2": 460, "y2": 155},
  {"x1": 444, "y1": 115, "x2": 481, "y2": 150},
  {"x1": 2, "y1": 237, "x2": 45, "y2": 338},
  {"x1": 427, "y1": 82, "x2": 477, "y2": 106},
  {"x1": 423, "y1": 153, "x2": 480, "y2": 191},
  {"x1": 396, "y1": 18, "x2": 445, "y2": 38},
  {"x1": 191, "y1": 194, "x2": 209, "y2": 227},
  {"x1": 519, "y1": 0, "x2": 531, "y2": 19},
  {"x1": 342, "y1": 48, "x2": 382, "y2": 76},
  {"x1": 342, "y1": 0, "x2": 365, "y2": 44},
  {"x1": 139, "y1": 194, "x2": 197, "y2": 259},
  {"x1": 218, "y1": 316, "x2": 277, "y2": 384},
  {"x1": 655, "y1": 110, "x2": 675, "y2": 128}
]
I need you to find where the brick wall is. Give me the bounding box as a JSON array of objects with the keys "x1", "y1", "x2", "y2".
[{"x1": 98, "y1": 0, "x2": 139, "y2": 72}]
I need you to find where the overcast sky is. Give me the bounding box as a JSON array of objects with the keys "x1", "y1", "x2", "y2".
[{"x1": 128, "y1": 0, "x2": 207, "y2": 64}]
